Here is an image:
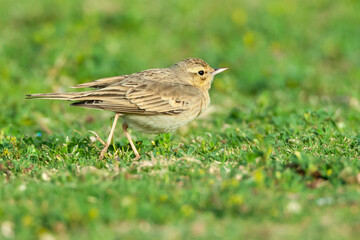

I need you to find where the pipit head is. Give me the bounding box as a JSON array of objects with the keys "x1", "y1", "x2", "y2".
[{"x1": 171, "y1": 58, "x2": 228, "y2": 90}]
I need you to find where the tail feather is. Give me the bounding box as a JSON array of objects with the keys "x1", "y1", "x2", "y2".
[{"x1": 26, "y1": 92, "x2": 85, "y2": 100}]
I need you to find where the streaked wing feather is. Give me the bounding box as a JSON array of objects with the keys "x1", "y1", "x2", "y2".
[
  {"x1": 125, "y1": 81, "x2": 201, "y2": 114},
  {"x1": 71, "y1": 75, "x2": 129, "y2": 89},
  {"x1": 71, "y1": 79, "x2": 202, "y2": 115},
  {"x1": 72, "y1": 68, "x2": 174, "y2": 89}
]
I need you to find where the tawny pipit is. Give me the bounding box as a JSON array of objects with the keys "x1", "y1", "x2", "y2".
[{"x1": 27, "y1": 58, "x2": 228, "y2": 159}]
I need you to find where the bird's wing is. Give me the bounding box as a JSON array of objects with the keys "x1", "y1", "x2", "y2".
[
  {"x1": 71, "y1": 75, "x2": 130, "y2": 89},
  {"x1": 71, "y1": 68, "x2": 172, "y2": 89},
  {"x1": 70, "y1": 78, "x2": 202, "y2": 115}
]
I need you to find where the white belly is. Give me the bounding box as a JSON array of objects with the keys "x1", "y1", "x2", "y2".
[{"x1": 122, "y1": 112, "x2": 198, "y2": 134}]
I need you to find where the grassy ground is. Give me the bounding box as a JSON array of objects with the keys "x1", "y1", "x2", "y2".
[{"x1": 1, "y1": 0, "x2": 360, "y2": 239}]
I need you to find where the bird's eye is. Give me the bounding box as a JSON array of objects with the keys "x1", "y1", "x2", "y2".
[{"x1": 198, "y1": 70, "x2": 204, "y2": 76}]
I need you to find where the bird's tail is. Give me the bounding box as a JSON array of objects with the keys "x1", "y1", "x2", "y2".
[{"x1": 26, "y1": 92, "x2": 87, "y2": 100}]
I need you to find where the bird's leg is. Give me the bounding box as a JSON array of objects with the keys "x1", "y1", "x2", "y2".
[
  {"x1": 99, "y1": 113, "x2": 121, "y2": 159},
  {"x1": 122, "y1": 122, "x2": 141, "y2": 160}
]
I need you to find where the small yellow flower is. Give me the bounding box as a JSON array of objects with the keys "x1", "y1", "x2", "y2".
[
  {"x1": 2, "y1": 148, "x2": 10, "y2": 156},
  {"x1": 230, "y1": 178, "x2": 239, "y2": 187},
  {"x1": 181, "y1": 204, "x2": 194, "y2": 218},
  {"x1": 254, "y1": 170, "x2": 264, "y2": 184},
  {"x1": 159, "y1": 194, "x2": 168, "y2": 202},
  {"x1": 21, "y1": 215, "x2": 33, "y2": 226},
  {"x1": 243, "y1": 31, "x2": 255, "y2": 49},
  {"x1": 228, "y1": 194, "x2": 243, "y2": 206},
  {"x1": 231, "y1": 8, "x2": 248, "y2": 27},
  {"x1": 88, "y1": 208, "x2": 99, "y2": 219}
]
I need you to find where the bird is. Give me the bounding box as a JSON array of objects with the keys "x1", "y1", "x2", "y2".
[{"x1": 26, "y1": 58, "x2": 228, "y2": 160}]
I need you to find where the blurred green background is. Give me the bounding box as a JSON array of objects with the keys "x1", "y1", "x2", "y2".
[
  {"x1": 1, "y1": 0, "x2": 360, "y2": 239},
  {"x1": 1, "y1": 0, "x2": 359, "y2": 135}
]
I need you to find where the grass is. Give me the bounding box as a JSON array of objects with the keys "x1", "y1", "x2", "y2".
[{"x1": 1, "y1": 0, "x2": 360, "y2": 239}]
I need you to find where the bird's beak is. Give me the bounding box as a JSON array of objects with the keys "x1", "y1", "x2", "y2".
[{"x1": 211, "y1": 68, "x2": 228, "y2": 76}]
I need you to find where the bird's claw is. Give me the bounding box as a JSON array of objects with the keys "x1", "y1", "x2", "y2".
[{"x1": 89, "y1": 130, "x2": 106, "y2": 146}]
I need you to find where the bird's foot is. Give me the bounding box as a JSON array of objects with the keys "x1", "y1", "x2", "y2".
[
  {"x1": 89, "y1": 130, "x2": 106, "y2": 146},
  {"x1": 99, "y1": 145, "x2": 109, "y2": 160},
  {"x1": 134, "y1": 154, "x2": 141, "y2": 161},
  {"x1": 89, "y1": 130, "x2": 109, "y2": 160}
]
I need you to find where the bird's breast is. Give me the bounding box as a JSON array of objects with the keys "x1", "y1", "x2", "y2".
[{"x1": 122, "y1": 108, "x2": 201, "y2": 134}]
